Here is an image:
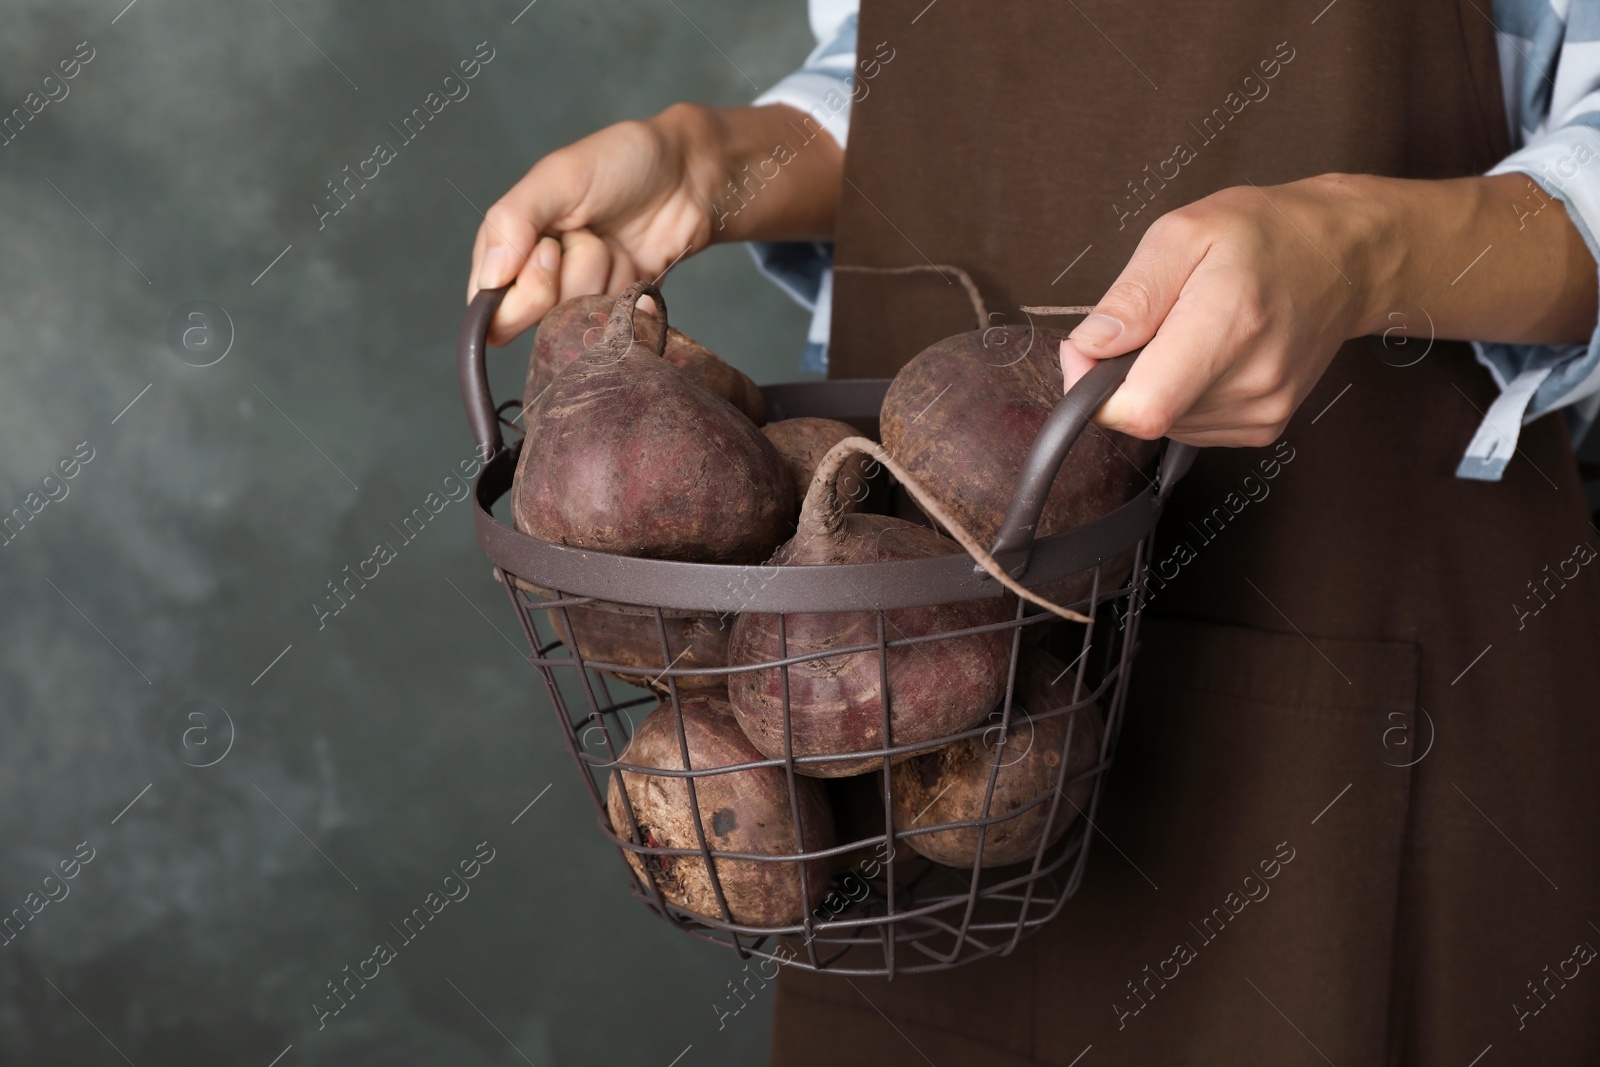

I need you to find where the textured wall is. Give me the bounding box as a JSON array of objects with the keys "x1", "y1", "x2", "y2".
[{"x1": 0, "y1": 2, "x2": 813, "y2": 1064}]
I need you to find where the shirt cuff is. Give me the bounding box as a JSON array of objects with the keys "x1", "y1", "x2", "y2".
[
  {"x1": 746, "y1": 8, "x2": 859, "y2": 374},
  {"x1": 751, "y1": 8, "x2": 858, "y2": 149},
  {"x1": 747, "y1": 241, "x2": 834, "y2": 374},
  {"x1": 1456, "y1": 126, "x2": 1600, "y2": 479},
  {"x1": 753, "y1": 73, "x2": 854, "y2": 149},
  {"x1": 1455, "y1": 364, "x2": 1556, "y2": 479}
]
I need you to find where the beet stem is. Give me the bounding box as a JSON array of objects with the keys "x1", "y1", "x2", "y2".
[
  {"x1": 804, "y1": 436, "x2": 1094, "y2": 624},
  {"x1": 602, "y1": 281, "x2": 668, "y2": 356}
]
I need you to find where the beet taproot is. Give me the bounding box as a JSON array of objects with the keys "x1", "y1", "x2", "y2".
[
  {"x1": 551, "y1": 605, "x2": 729, "y2": 693},
  {"x1": 523, "y1": 293, "x2": 765, "y2": 424},
  {"x1": 880, "y1": 324, "x2": 1159, "y2": 602},
  {"x1": 761, "y1": 417, "x2": 874, "y2": 516},
  {"x1": 727, "y1": 441, "x2": 1012, "y2": 778},
  {"x1": 513, "y1": 283, "x2": 794, "y2": 564},
  {"x1": 605, "y1": 694, "x2": 833, "y2": 925},
  {"x1": 891, "y1": 647, "x2": 1103, "y2": 868}
]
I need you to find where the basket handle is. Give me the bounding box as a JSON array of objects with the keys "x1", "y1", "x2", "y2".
[
  {"x1": 458, "y1": 283, "x2": 674, "y2": 461},
  {"x1": 988, "y1": 350, "x2": 1197, "y2": 570},
  {"x1": 459, "y1": 285, "x2": 510, "y2": 460}
]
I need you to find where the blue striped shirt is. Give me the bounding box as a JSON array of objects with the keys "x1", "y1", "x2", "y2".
[{"x1": 750, "y1": 0, "x2": 1600, "y2": 480}]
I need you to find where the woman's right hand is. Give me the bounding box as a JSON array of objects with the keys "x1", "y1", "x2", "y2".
[
  {"x1": 467, "y1": 103, "x2": 717, "y2": 346},
  {"x1": 467, "y1": 103, "x2": 843, "y2": 347}
]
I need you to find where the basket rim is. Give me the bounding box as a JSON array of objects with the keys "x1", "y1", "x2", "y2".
[{"x1": 471, "y1": 379, "x2": 1168, "y2": 615}]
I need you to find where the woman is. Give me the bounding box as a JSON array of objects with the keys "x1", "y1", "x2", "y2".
[{"x1": 468, "y1": 1, "x2": 1600, "y2": 1061}]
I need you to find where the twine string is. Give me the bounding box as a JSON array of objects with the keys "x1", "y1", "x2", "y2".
[{"x1": 803, "y1": 436, "x2": 1093, "y2": 624}]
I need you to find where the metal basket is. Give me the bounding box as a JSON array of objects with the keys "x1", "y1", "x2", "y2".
[{"x1": 457, "y1": 286, "x2": 1193, "y2": 977}]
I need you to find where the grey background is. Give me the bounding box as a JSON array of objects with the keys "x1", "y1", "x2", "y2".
[
  {"x1": 11, "y1": 3, "x2": 1600, "y2": 1066},
  {"x1": 0, "y1": 2, "x2": 814, "y2": 1064}
]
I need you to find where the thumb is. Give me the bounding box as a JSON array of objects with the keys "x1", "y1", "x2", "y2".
[
  {"x1": 1062, "y1": 218, "x2": 1207, "y2": 365},
  {"x1": 470, "y1": 156, "x2": 589, "y2": 342},
  {"x1": 472, "y1": 201, "x2": 546, "y2": 295}
]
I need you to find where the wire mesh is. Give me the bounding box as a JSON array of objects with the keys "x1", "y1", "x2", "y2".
[{"x1": 493, "y1": 529, "x2": 1152, "y2": 978}]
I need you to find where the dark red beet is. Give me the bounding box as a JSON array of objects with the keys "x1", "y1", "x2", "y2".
[
  {"x1": 605, "y1": 694, "x2": 833, "y2": 925},
  {"x1": 761, "y1": 417, "x2": 874, "y2": 515},
  {"x1": 523, "y1": 293, "x2": 765, "y2": 425},
  {"x1": 727, "y1": 442, "x2": 1012, "y2": 778},
  {"x1": 551, "y1": 605, "x2": 729, "y2": 694},
  {"x1": 514, "y1": 283, "x2": 794, "y2": 564},
  {"x1": 880, "y1": 325, "x2": 1159, "y2": 602},
  {"x1": 890, "y1": 647, "x2": 1103, "y2": 868}
]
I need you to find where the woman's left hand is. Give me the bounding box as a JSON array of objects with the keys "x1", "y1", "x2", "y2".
[{"x1": 1061, "y1": 172, "x2": 1597, "y2": 446}]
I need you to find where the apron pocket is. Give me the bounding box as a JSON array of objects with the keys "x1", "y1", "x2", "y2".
[{"x1": 1029, "y1": 615, "x2": 1421, "y2": 1066}]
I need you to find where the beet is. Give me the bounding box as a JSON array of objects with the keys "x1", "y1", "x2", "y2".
[
  {"x1": 513, "y1": 283, "x2": 794, "y2": 564},
  {"x1": 551, "y1": 605, "x2": 729, "y2": 693},
  {"x1": 761, "y1": 417, "x2": 873, "y2": 515},
  {"x1": 727, "y1": 440, "x2": 1014, "y2": 778},
  {"x1": 605, "y1": 694, "x2": 833, "y2": 925},
  {"x1": 880, "y1": 323, "x2": 1159, "y2": 602},
  {"x1": 891, "y1": 647, "x2": 1103, "y2": 868},
  {"x1": 523, "y1": 293, "x2": 765, "y2": 425}
]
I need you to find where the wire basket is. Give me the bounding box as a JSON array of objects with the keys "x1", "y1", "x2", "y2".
[{"x1": 457, "y1": 287, "x2": 1193, "y2": 977}]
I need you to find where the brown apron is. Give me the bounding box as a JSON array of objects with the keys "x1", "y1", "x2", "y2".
[{"x1": 771, "y1": 1, "x2": 1600, "y2": 1064}]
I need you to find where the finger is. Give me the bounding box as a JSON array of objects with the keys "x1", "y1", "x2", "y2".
[
  {"x1": 1165, "y1": 426, "x2": 1277, "y2": 448},
  {"x1": 602, "y1": 235, "x2": 641, "y2": 295},
  {"x1": 1064, "y1": 332, "x2": 1247, "y2": 440},
  {"x1": 1094, "y1": 270, "x2": 1244, "y2": 439},
  {"x1": 1066, "y1": 213, "x2": 1211, "y2": 358},
  {"x1": 610, "y1": 260, "x2": 656, "y2": 317},
  {"x1": 472, "y1": 153, "x2": 592, "y2": 341},
  {"x1": 601, "y1": 238, "x2": 657, "y2": 314},
  {"x1": 474, "y1": 204, "x2": 539, "y2": 294},
  {"x1": 472, "y1": 154, "x2": 586, "y2": 291},
  {"x1": 466, "y1": 224, "x2": 487, "y2": 302},
  {"x1": 1059, "y1": 338, "x2": 1097, "y2": 392},
  {"x1": 559, "y1": 228, "x2": 613, "y2": 298},
  {"x1": 1161, "y1": 394, "x2": 1298, "y2": 446},
  {"x1": 487, "y1": 236, "x2": 562, "y2": 348}
]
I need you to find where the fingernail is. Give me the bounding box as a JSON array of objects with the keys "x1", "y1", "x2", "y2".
[
  {"x1": 534, "y1": 238, "x2": 560, "y2": 281},
  {"x1": 1069, "y1": 313, "x2": 1124, "y2": 348},
  {"x1": 479, "y1": 246, "x2": 516, "y2": 289},
  {"x1": 1059, "y1": 339, "x2": 1095, "y2": 389}
]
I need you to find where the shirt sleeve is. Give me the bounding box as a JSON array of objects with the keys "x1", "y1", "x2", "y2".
[
  {"x1": 1459, "y1": 0, "x2": 1600, "y2": 479},
  {"x1": 746, "y1": 1, "x2": 861, "y2": 374}
]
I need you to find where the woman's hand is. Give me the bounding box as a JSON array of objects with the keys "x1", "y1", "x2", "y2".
[
  {"x1": 1062, "y1": 172, "x2": 1598, "y2": 446},
  {"x1": 468, "y1": 102, "x2": 842, "y2": 347}
]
